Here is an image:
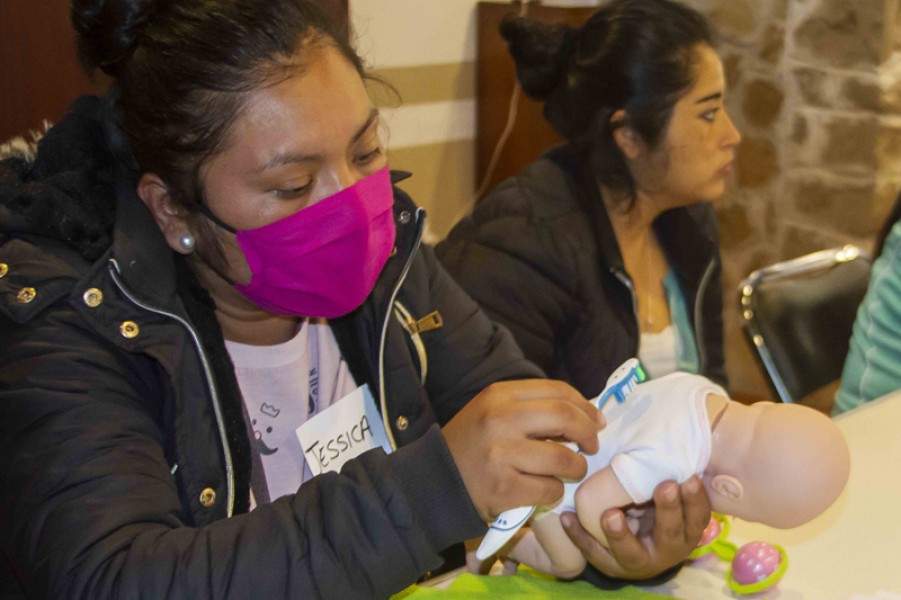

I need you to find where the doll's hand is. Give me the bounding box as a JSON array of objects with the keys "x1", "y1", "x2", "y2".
[
  {"x1": 499, "y1": 556, "x2": 520, "y2": 575},
  {"x1": 561, "y1": 476, "x2": 711, "y2": 580},
  {"x1": 464, "y1": 537, "x2": 493, "y2": 574},
  {"x1": 465, "y1": 533, "x2": 523, "y2": 575}
]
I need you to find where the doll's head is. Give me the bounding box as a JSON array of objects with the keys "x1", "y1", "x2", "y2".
[{"x1": 703, "y1": 400, "x2": 850, "y2": 528}]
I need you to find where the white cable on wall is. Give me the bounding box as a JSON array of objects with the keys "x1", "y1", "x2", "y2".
[{"x1": 449, "y1": 0, "x2": 531, "y2": 229}]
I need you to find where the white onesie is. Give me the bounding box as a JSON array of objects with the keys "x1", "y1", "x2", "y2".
[{"x1": 554, "y1": 372, "x2": 727, "y2": 512}]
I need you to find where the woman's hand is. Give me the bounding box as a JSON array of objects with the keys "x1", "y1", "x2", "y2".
[
  {"x1": 442, "y1": 379, "x2": 603, "y2": 521},
  {"x1": 560, "y1": 476, "x2": 711, "y2": 580}
]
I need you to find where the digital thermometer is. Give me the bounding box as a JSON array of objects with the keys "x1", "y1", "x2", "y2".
[{"x1": 475, "y1": 358, "x2": 646, "y2": 560}]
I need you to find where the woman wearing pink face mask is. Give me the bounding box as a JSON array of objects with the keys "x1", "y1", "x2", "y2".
[{"x1": 0, "y1": 1, "x2": 710, "y2": 598}]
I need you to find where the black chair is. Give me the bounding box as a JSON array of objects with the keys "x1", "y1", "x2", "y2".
[{"x1": 738, "y1": 245, "x2": 872, "y2": 404}]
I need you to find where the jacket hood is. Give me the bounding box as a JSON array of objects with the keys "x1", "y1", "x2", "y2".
[{"x1": 0, "y1": 96, "x2": 121, "y2": 262}]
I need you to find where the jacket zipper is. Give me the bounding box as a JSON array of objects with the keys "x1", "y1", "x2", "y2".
[
  {"x1": 693, "y1": 259, "x2": 716, "y2": 376},
  {"x1": 612, "y1": 267, "x2": 640, "y2": 356},
  {"x1": 379, "y1": 208, "x2": 426, "y2": 451},
  {"x1": 393, "y1": 301, "x2": 438, "y2": 386},
  {"x1": 614, "y1": 259, "x2": 715, "y2": 375},
  {"x1": 108, "y1": 259, "x2": 236, "y2": 518}
]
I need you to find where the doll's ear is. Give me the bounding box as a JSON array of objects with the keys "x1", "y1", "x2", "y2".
[{"x1": 710, "y1": 475, "x2": 745, "y2": 501}]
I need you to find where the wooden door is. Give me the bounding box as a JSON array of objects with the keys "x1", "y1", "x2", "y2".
[
  {"x1": 0, "y1": 0, "x2": 101, "y2": 142},
  {"x1": 476, "y1": 2, "x2": 596, "y2": 198}
]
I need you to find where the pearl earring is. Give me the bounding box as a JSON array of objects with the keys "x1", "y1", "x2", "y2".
[{"x1": 178, "y1": 233, "x2": 196, "y2": 252}]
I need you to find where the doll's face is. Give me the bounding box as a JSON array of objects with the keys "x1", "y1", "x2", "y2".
[{"x1": 709, "y1": 402, "x2": 850, "y2": 529}]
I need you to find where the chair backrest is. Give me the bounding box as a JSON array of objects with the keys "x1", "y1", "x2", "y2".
[{"x1": 738, "y1": 245, "x2": 872, "y2": 404}]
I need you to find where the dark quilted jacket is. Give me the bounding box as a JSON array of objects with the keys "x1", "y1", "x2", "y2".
[
  {"x1": 0, "y1": 96, "x2": 541, "y2": 599},
  {"x1": 437, "y1": 144, "x2": 727, "y2": 397}
]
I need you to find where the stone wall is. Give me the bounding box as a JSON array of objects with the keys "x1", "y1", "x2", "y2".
[{"x1": 679, "y1": 0, "x2": 901, "y2": 399}]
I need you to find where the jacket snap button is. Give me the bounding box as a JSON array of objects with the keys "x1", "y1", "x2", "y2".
[
  {"x1": 119, "y1": 321, "x2": 140, "y2": 338},
  {"x1": 83, "y1": 288, "x2": 104, "y2": 308},
  {"x1": 199, "y1": 487, "x2": 217, "y2": 508},
  {"x1": 396, "y1": 415, "x2": 409, "y2": 431},
  {"x1": 16, "y1": 287, "x2": 36, "y2": 304},
  {"x1": 0, "y1": 263, "x2": 8, "y2": 278},
  {"x1": 398, "y1": 210, "x2": 411, "y2": 224}
]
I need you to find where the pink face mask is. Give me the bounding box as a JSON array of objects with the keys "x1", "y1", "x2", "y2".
[{"x1": 220, "y1": 167, "x2": 396, "y2": 318}]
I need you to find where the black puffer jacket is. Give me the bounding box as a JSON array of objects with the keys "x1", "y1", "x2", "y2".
[
  {"x1": 0, "y1": 96, "x2": 542, "y2": 599},
  {"x1": 437, "y1": 144, "x2": 727, "y2": 397}
]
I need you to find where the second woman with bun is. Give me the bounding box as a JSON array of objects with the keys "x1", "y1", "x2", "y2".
[{"x1": 439, "y1": 0, "x2": 741, "y2": 398}]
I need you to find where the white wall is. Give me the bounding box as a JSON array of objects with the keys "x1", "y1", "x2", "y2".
[
  {"x1": 348, "y1": 0, "x2": 488, "y2": 238},
  {"x1": 349, "y1": 0, "x2": 482, "y2": 150},
  {"x1": 350, "y1": 0, "x2": 482, "y2": 69}
]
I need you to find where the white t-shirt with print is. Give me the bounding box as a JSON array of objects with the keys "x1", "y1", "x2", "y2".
[{"x1": 225, "y1": 319, "x2": 358, "y2": 502}]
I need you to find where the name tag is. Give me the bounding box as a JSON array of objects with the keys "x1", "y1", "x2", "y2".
[{"x1": 296, "y1": 384, "x2": 392, "y2": 476}]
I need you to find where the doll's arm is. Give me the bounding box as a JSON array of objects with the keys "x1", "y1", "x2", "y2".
[
  {"x1": 505, "y1": 512, "x2": 587, "y2": 579},
  {"x1": 573, "y1": 465, "x2": 635, "y2": 546}
]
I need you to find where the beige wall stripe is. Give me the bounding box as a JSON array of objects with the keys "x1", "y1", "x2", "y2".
[
  {"x1": 388, "y1": 139, "x2": 475, "y2": 242},
  {"x1": 370, "y1": 62, "x2": 475, "y2": 106}
]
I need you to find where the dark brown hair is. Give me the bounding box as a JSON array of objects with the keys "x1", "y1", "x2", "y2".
[
  {"x1": 71, "y1": 0, "x2": 363, "y2": 211},
  {"x1": 501, "y1": 0, "x2": 713, "y2": 202}
]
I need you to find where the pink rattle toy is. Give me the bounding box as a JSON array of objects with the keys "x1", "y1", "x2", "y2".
[{"x1": 689, "y1": 513, "x2": 788, "y2": 594}]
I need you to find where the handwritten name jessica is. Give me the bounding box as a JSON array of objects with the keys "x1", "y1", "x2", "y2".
[{"x1": 303, "y1": 415, "x2": 374, "y2": 472}]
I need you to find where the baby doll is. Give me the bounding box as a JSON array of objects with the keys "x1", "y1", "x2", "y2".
[{"x1": 493, "y1": 372, "x2": 851, "y2": 579}]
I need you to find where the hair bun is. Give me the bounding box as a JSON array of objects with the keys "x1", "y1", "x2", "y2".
[
  {"x1": 499, "y1": 15, "x2": 576, "y2": 101},
  {"x1": 71, "y1": 0, "x2": 156, "y2": 75}
]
